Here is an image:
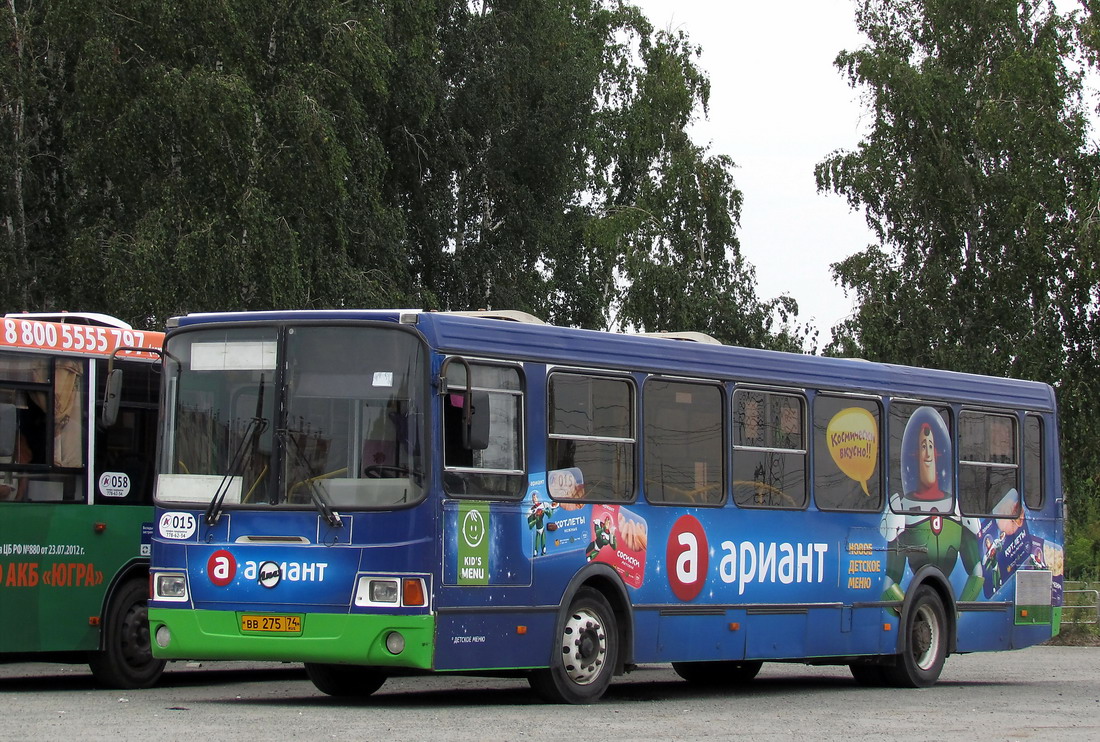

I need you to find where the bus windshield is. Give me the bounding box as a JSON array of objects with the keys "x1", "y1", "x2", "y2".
[{"x1": 157, "y1": 324, "x2": 427, "y2": 512}]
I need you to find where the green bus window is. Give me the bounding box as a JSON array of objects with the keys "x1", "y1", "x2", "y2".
[
  {"x1": 94, "y1": 358, "x2": 159, "y2": 505},
  {"x1": 53, "y1": 359, "x2": 84, "y2": 469},
  {"x1": 0, "y1": 354, "x2": 83, "y2": 503},
  {"x1": 0, "y1": 355, "x2": 52, "y2": 475}
]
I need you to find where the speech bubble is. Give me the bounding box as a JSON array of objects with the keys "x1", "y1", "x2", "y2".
[{"x1": 826, "y1": 407, "x2": 878, "y2": 496}]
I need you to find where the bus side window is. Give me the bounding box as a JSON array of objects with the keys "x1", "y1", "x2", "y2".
[
  {"x1": 443, "y1": 394, "x2": 474, "y2": 468},
  {"x1": 547, "y1": 373, "x2": 635, "y2": 503},
  {"x1": 1023, "y1": 415, "x2": 1044, "y2": 510},
  {"x1": 731, "y1": 389, "x2": 807, "y2": 509},
  {"x1": 0, "y1": 401, "x2": 28, "y2": 501},
  {"x1": 888, "y1": 402, "x2": 954, "y2": 514},
  {"x1": 959, "y1": 411, "x2": 1019, "y2": 517},
  {"x1": 0, "y1": 402, "x2": 15, "y2": 458},
  {"x1": 94, "y1": 359, "x2": 159, "y2": 504},
  {"x1": 52, "y1": 359, "x2": 84, "y2": 469},
  {"x1": 0, "y1": 354, "x2": 56, "y2": 501},
  {"x1": 813, "y1": 395, "x2": 883, "y2": 511},
  {"x1": 643, "y1": 379, "x2": 724, "y2": 505},
  {"x1": 443, "y1": 362, "x2": 525, "y2": 499}
]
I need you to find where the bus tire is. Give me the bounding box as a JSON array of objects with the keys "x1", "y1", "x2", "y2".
[
  {"x1": 88, "y1": 578, "x2": 166, "y2": 689},
  {"x1": 884, "y1": 584, "x2": 948, "y2": 688},
  {"x1": 672, "y1": 660, "x2": 762, "y2": 685},
  {"x1": 848, "y1": 663, "x2": 889, "y2": 687},
  {"x1": 305, "y1": 663, "x2": 387, "y2": 697},
  {"x1": 528, "y1": 587, "x2": 618, "y2": 704}
]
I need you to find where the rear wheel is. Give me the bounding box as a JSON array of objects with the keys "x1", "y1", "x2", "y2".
[
  {"x1": 88, "y1": 578, "x2": 166, "y2": 689},
  {"x1": 528, "y1": 587, "x2": 618, "y2": 704},
  {"x1": 883, "y1": 585, "x2": 948, "y2": 688},
  {"x1": 672, "y1": 660, "x2": 762, "y2": 685},
  {"x1": 305, "y1": 663, "x2": 387, "y2": 697}
]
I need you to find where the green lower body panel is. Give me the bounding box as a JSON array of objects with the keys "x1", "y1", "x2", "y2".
[{"x1": 149, "y1": 608, "x2": 435, "y2": 669}]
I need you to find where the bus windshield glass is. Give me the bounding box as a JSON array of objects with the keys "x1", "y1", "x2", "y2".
[{"x1": 157, "y1": 324, "x2": 427, "y2": 511}]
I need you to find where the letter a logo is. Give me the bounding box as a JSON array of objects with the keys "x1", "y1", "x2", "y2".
[
  {"x1": 666, "y1": 515, "x2": 708, "y2": 601},
  {"x1": 207, "y1": 549, "x2": 236, "y2": 587},
  {"x1": 677, "y1": 532, "x2": 698, "y2": 584}
]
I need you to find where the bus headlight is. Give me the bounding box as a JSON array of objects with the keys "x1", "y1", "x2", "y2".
[
  {"x1": 354, "y1": 575, "x2": 428, "y2": 607},
  {"x1": 370, "y1": 579, "x2": 400, "y2": 603},
  {"x1": 155, "y1": 625, "x2": 172, "y2": 648},
  {"x1": 154, "y1": 572, "x2": 189, "y2": 601}
]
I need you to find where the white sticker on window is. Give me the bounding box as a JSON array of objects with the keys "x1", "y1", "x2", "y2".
[
  {"x1": 373, "y1": 372, "x2": 394, "y2": 387},
  {"x1": 98, "y1": 472, "x2": 131, "y2": 498}
]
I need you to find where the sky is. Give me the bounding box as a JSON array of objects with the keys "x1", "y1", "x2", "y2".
[{"x1": 632, "y1": 0, "x2": 875, "y2": 342}]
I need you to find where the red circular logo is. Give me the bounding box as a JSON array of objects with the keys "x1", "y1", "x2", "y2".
[
  {"x1": 666, "y1": 515, "x2": 708, "y2": 601},
  {"x1": 207, "y1": 549, "x2": 237, "y2": 587}
]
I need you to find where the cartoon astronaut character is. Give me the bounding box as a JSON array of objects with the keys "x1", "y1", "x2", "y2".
[
  {"x1": 881, "y1": 408, "x2": 984, "y2": 603},
  {"x1": 982, "y1": 532, "x2": 1007, "y2": 592},
  {"x1": 586, "y1": 515, "x2": 617, "y2": 562},
  {"x1": 527, "y1": 492, "x2": 557, "y2": 557}
]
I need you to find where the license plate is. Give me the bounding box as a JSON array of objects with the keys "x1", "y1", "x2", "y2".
[{"x1": 240, "y1": 614, "x2": 302, "y2": 633}]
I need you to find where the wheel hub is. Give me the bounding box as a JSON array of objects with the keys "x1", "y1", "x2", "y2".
[
  {"x1": 561, "y1": 608, "x2": 606, "y2": 685},
  {"x1": 911, "y1": 603, "x2": 940, "y2": 670}
]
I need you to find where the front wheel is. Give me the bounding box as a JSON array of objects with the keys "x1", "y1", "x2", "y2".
[
  {"x1": 528, "y1": 587, "x2": 618, "y2": 704},
  {"x1": 883, "y1": 585, "x2": 948, "y2": 688},
  {"x1": 88, "y1": 578, "x2": 166, "y2": 689},
  {"x1": 305, "y1": 663, "x2": 387, "y2": 697}
]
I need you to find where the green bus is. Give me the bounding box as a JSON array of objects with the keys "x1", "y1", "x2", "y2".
[{"x1": 0, "y1": 312, "x2": 166, "y2": 687}]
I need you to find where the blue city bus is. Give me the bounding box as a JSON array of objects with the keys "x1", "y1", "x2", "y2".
[{"x1": 147, "y1": 310, "x2": 1064, "y2": 702}]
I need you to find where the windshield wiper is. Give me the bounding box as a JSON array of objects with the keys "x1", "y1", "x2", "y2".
[
  {"x1": 205, "y1": 375, "x2": 268, "y2": 526},
  {"x1": 281, "y1": 428, "x2": 343, "y2": 529}
]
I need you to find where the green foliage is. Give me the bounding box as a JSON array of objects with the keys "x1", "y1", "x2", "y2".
[
  {"x1": 3, "y1": 0, "x2": 404, "y2": 323},
  {"x1": 1065, "y1": 476, "x2": 1100, "y2": 581},
  {"x1": 817, "y1": 0, "x2": 1100, "y2": 577},
  {"x1": 1, "y1": 0, "x2": 804, "y2": 354}
]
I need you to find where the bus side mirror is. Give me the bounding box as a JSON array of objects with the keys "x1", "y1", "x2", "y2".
[
  {"x1": 465, "y1": 390, "x2": 490, "y2": 451},
  {"x1": 101, "y1": 345, "x2": 163, "y2": 430},
  {"x1": 0, "y1": 403, "x2": 16, "y2": 458},
  {"x1": 101, "y1": 368, "x2": 123, "y2": 429}
]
